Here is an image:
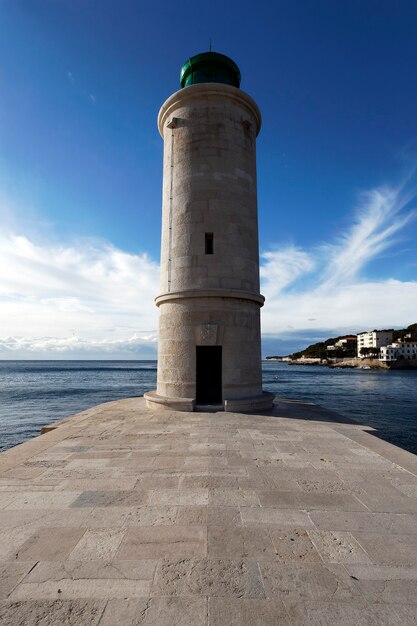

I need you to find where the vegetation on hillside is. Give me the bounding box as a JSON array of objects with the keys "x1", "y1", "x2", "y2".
[
  {"x1": 288, "y1": 323, "x2": 417, "y2": 360},
  {"x1": 290, "y1": 335, "x2": 356, "y2": 360}
]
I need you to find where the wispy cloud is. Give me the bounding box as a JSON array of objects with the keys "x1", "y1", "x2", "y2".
[
  {"x1": 319, "y1": 184, "x2": 416, "y2": 289},
  {"x1": 66, "y1": 70, "x2": 97, "y2": 106},
  {"x1": 260, "y1": 247, "x2": 315, "y2": 298},
  {"x1": 261, "y1": 181, "x2": 417, "y2": 342}
]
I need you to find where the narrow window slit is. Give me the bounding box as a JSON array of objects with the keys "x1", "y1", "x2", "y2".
[{"x1": 205, "y1": 232, "x2": 214, "y2": 255}]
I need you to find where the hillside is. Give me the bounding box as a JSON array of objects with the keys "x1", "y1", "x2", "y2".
[{"x1": 289, "y1": 323, "x2": 417, "y2": 360}]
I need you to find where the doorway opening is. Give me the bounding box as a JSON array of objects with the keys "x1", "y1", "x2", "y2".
[{"x1": 196, "y1": 346, "x2": 222, "y2": 405}]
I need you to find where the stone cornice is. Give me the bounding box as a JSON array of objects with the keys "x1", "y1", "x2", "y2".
[
  {"x1": 158, "y1": 83, "x2": 262, "y2": 137},
  {"x1": 155, "y1": 289, "x2": 265, "y2": 307}
]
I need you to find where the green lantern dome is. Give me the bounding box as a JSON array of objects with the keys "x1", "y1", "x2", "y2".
[{"x1": 180, "y1": 52, "x2": 241, "y2": 89}]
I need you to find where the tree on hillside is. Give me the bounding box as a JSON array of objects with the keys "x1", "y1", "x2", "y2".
[{"x1": 360, "y1": 347, "x2": 379, "y2": 358}]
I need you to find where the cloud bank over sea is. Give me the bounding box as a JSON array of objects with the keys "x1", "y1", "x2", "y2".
[
  {"x1": 0, "y1": 232, "x2": 159, "y2": 358},
  {"x1": 1, "y1": 180, "x2": 416, "y2": 358}
]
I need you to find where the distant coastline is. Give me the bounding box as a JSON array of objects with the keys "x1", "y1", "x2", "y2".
[
  {"x1": 265, "y1": 356, "x2": 417, "y2": 370},
  {"x1": 266, "y1": 322, "x2": 417, "y2": 370}
]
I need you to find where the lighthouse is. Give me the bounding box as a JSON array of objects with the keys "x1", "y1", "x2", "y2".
[{"x1": 145, "y1": 52, "x2": 273, "y2": 412}]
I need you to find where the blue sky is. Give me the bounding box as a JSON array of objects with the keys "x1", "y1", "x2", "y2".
[{"x1": 0, "y1": 0, "x2": 416, "y2": 358}]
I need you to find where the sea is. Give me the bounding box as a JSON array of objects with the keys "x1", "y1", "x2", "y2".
[{"x1": 0, "y1": 360, "x2": 416, "y2": 455}]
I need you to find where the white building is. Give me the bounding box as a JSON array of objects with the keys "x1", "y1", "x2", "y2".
[
  {"x1": 327, "y1": 336, "x2": 357, "y2": 351},
  {"x1": 357, "y1": 330, "x2": 393, "y2": 357},
  {"x1": 380, "y1": 341, "x2": 417, "y2": 362}
]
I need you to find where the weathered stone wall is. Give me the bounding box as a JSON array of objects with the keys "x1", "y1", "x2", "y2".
[
  {"x1": 147, "y1": 83, "x2": 271, "y2": 410},
  {"x1": 156, "y1": 296, "x2": 262, "y2": 400},
  {"x1": 158, "y1": 83, "x2": 261, "y2": 295}
]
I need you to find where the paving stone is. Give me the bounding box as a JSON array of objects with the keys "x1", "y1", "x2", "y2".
[
  {"x1": 366, "y1": 603, "x2": 417, "y2": 625},
  {"x1": 345, "y1": 564, "x2": 417, "y2": 604},
  {"x1": 352, "y1": 532, "x2": 417, "y2": 565},
  {"x1": 309, "y1": 510, "x2": 417, "y2": 534},
  {"x1": 240, "y1": 507, "x2": 314, "y2": 528},
  {"x1": 147, "y1": 488, "x2": 208, "y2": 506},
  {"x1": 15, "y1": 528, "x2": 85, "y2": 561},
  {"x1": 0, "y1": 599, "x2": 105, "y2": 626},
  {"x1": 179, "y1": 474, "x2": 239, "y2": 488},
  {"x1": 116, "y1": 525, "x2": 207, "y2": 559},
  {"x1": 270, "y1": 530, "x2": 321, "y2": 563},
  {"x1": 68, "y1": 528, "x2": 126, "y2": 560},
  {"x1": 207, "y1": 505, "x2": 242, "y2": 526},
  {"x1": 5, "y1": 492, "x2": 80, "y2": 510},
  {"x1": 190, "y1": 443, "x2": 226, "y2": 452},
  {"x1": 137, "y1": 476, "x2": 180, "y2": 490},
  {"x1": 124, "y1": 505, "x2": 178, "y2": 526},
  {"x1": 259, "y1": 562, "x2": 360, "y2": 601},
  {"x1": 0, "y1": 508, "x2": 92, "y2": 529},
  {"x1": 92, "y1": 598, "x2": 150, "y2": 626},
  {"x1": 60, "y1": 478, "x2": 138, "y2": 491},
  {"x1": 296, "y1": 477, "x2": 352, "y2": 494},
  {"x1": 209, "y1": 487, "x2": 260, "y2": 506},
  {"x1": 102, "y1": 597, "x2": 208, "y2": 626},
  {"x1": 258, "y1": 490, "x2": 366, "y2": 511},
  {"x1": 0, "y1": 528, "x2": 36, "y2": 560},
  {"x1": 70, "y1": 490, "x2": 147, "y2": 508},
  {"x1": 152, "y1": 558, "x2": 265, "y2": 598},
  {"x1": 208, "y1": 526, "x2": 275, "y2": 559},
  {"x1": 68, "y1": 451, "x2": 123, "y2": 459},
  {"x1": 353, "y1": 482, "x2": 417, "y2": 514},
  {"x1": 9, "y1": 578, "x2": 151, "y2": 600},
  {"x1": 83, "y1": 506, "x2": 130, "y2": 527},
  {"x1": 107, "y1": 458, "x2": 155, "y2": 469},
  {"x1": 24, "y1": 559, "x2": 157, "y2": 583},
  {"x1": 175, "y1": 505, "x2": 207, "y2": 525},
  {"x1": 284, "y1": 600, "x2": 379, "y2": 625},
  {"x1": 65, "y1": 459, "x2": 112, "y2": 469},
  {"x1": 2, "y1": 466, "x2": 46, "y2": 480},
  {"x1": 152, "y1": 456, "x2": 186, "y2": 469},
  {"x1": 31, "y1": 450, "x2": 75, "y2": 460},
  {"x1": 0, "y1": 481, "x2": 58, "y2": 493},
  {"x1": 183, "y1": 456, "x2": 217, "y2": 468},
  {"x1": 0, "y1": 561, "x2": 36, "y2": 599},
  {"x1": 208, "y1": 597, "x2": 289, "y2": 625},
  {"x1": 309, "y1": 531, "x2": 372, "y2": 563}
]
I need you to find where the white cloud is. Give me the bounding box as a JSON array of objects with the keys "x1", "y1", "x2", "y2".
[
  {"x1": 0, "y1": 333, "x2": 157, "y2": 355},
  {"x1": 260, "y1": 247, "x2": 315, "y2": 297},
  {"x1": 262, "y1": 279, "x2": 417, "y2": 335},
  {"x1": 1, "y1": 180, "x2": 416, "y2": 358},
  {"x1": 0, "y1": 232, "x2": 159, "y2": 357},
  {"x1": 319, "y1": 185, "x2": 416, "y2": 289},
  {"x1": 261, "y1": 182, "x2": 417, "y2": 338}
]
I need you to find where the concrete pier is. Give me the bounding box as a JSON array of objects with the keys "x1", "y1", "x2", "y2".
[{"x1": 1, "y1": 397, "x2": 417, "y2": 624}]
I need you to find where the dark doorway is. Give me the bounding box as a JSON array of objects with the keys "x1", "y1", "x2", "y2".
[{"x1": 196, "y1": 346, "x2": 222, "y2": 405}]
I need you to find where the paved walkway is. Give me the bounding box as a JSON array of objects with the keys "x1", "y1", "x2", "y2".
[{"x1": 0, "y1": 397, "x2": 417, "y2": 625}]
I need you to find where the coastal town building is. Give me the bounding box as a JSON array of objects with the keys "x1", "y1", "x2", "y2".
[
  {"x1": 357, "y1": 330, "x2": 393, "y2": 357},
  {"x1": 336, "y1": 336, "x2": 357, "y2": 348},
  {"x1": 145, "y1": 51, "x2": 273, "y2": 412},
  {"x1": 380, "y1": 340, "x2": 417, "y2": 362},
  {"x1": 326, "y1": 336, "x2": 357, "y2": 352}
]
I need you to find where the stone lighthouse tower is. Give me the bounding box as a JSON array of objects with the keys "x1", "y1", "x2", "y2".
[{"x1": 145, "y1": 52, "x2": 273, "y2": 412}]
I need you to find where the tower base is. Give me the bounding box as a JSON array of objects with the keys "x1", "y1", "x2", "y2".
[{"x1": 144, "y1": 390, "x2": 274, "y2": 413}]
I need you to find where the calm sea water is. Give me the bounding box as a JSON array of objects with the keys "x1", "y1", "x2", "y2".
[{"x1": 0, "y1": 360, "x2": 416, "y2": 455}]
